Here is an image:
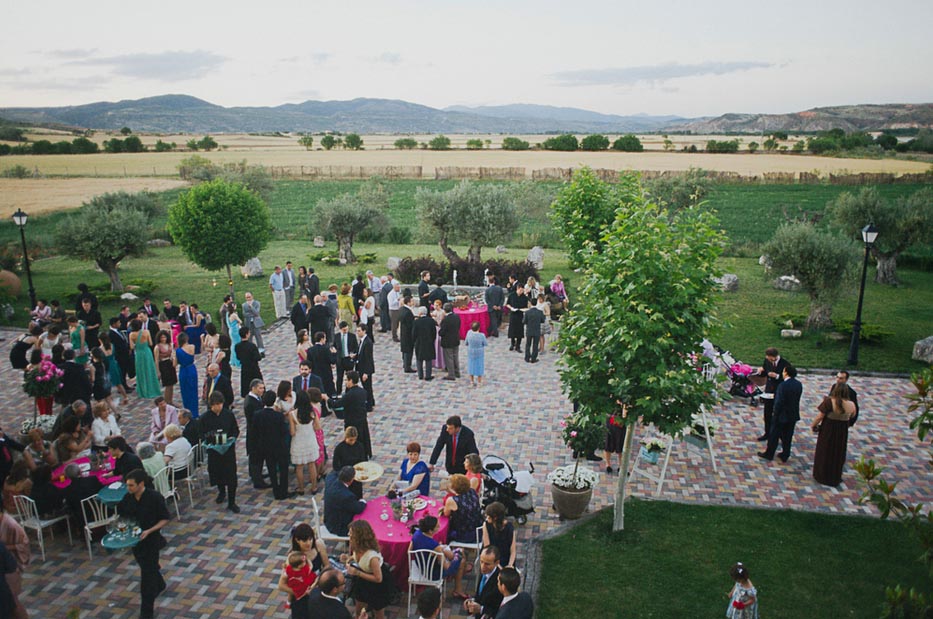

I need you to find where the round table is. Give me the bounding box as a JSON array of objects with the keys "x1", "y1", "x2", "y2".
[
  {"x1": 97, "y1": 483, "x2": 128, "y2": 505},
  {"x1": 353, "y1": 495, "x2": 448, "y2": 588},
  {"x1": 52, "y1": 456, "x2": 120, "y2": 489},
  {"x1": 454, "y1": 306, "x2": 490, "y2": 339}
]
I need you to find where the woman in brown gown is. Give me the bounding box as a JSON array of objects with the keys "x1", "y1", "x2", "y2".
[{"x1": 811, "y1": 383, "x2": 857, "y2": 486}]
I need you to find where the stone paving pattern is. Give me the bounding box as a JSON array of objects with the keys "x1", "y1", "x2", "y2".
[{"x1": 1, "y1": 319, "x2": 929, "y2": 618}]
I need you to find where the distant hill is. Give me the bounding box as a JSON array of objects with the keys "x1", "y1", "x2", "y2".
[
  {"x1": 0, "y1": 95, "x2": 686, "y2": 134},
  {"x1": 444, "y1": 103, "x2": 683, "y2": 132},
  {"x1": 665, "y1": 103, "x2": 933, "y2": 134}
]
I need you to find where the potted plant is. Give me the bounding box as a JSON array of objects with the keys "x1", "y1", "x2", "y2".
[
  {"x1": 547, "y1": 414, "x2": 603, "y2": 520},
  {"x1": 639, "y1": 436, "x2": 668, "y2": 464},
  {"x1": 22, "y1": 355, "x2": 63, "y2": 422}
]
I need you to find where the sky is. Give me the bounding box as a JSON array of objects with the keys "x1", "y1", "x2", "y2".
[{"x1": 2, "y1": 0, "x2": 931, "y2": 118}]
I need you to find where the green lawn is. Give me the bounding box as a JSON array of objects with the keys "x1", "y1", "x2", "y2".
[{"x1": 539, "y1": 501, "x2": 931, "y2": 619}]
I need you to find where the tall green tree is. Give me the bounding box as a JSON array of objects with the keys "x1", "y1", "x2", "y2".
[
  {"x1": 763, "y1": 223, "x2": 859, "y2": 329},
  {"x1": 56, "y1": 192, "x2": 155, "y2": 291},
  {"x1": 168, "y1": 179, "x2": 271, "y2": 297},
  {"x1": 580, "y1": 134, "x2": 610, "y2": 151},
  {"x1": 428, "y1": 135, "x2": 451, "y2": 150},
  {"x1": 644, "y1": 167, "x2": 711, "y2": 211},
  {"x1": 394, "y1": 137, "x2": 418, "y2": 149},
  {"x1": 612, "y1": 134, "x2": 644, "y2": 152},
  {"x1": 344, "y1": 133, "x2": 363, "y2": 150},
  {"x1": 827, "y1": 187, "x2": 933, "y2": 286},
  {"x1": 321, "y1": 135, "x2": 337, "y2": 150},
  {"x1": 553, "y1": 169, "x2": 725, "y2": 531},
  {"x1": 416, "y1": 181, "x2": 519, "y2": 263},
  {"x1": 298, "y1": 136, "x2": 314, "y2": 150},
  {"x1": 314, "y1": 192, "x2": 387, "y2": 264}
]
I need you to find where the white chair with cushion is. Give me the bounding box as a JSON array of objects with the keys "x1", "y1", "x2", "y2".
[
  {"x1": 449, "y1": 524, "x2": 483, "y2": 587},
  {"x1": 177, "y1": 448, "x2": 201, "y2": 507},
  {"x1": 408, "y1": 548, "x2": 445, "y2": 618},
  {"x1": 152, "y1": 466, "x2": 181, "y2": 520},
  {"x1": 80, "y1": 495, "x2": 116, "y2": 559},
  {"x1": 13, "y1": 494, "x2": 73, "y2": 561},
  {"x1": 310, "y1": 497, "x2": 349, "y2": 548}
]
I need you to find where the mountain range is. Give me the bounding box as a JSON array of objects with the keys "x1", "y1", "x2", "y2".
[{"x1": 0, "y1": 95, "x2": 930, "y2": 135}]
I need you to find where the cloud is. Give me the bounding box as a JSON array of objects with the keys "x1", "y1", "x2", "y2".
[
  {"x1": 46, "y1": 48, "x2": 98, "y2": 59},
  {"x1": 290, "y1": 88, "x2": 321, "y2": 100},
  {"x1": 310, "y1": 52, "x2": 332, "y2": 63},
  {"x1": 72, "y1": 50, "x2": 227, "y2": 81},
  {"x1": 373, "y1": 52, "x2": 401, "y2": 65},
  {"x1": 551, "y1": 61, "x2": 773, "y2": 87}
]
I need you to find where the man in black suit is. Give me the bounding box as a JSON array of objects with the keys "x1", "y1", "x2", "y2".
[
  {"x1": 757, "y1": 347, "x2": 790, "y2": 441},
  {"x1": 161, "y1": 298, "x2": 179, "y2": 321},
  {"x1": 439, "y1": 303, "x2": 462, "y2": 381},
  {"x1": 290, "y1": 294, "x2": 311, "y2": 338},
  {"x1": 429, "y1": 415, "x2": 479, "y2": 475},
  {"x1": 242, "y1": 379, "x2": 269, "y2": 489},
  {"x1": 832, "y1": 370, "x2": 860, "y2": 426},
  {"x1": 138, "y1": 297, "x2": 158, "y2": 320},
  {"x1": 62, "y1": 462, "x2": 103, "y2": 517},
  {"x1": 306, "y1": 268, "x2": 321, "y2": 300},
  {"x1": 108, "y1": 317, "x2": 133, "y2": 390},
  {"x1": 323, "y1": 466, "x2": 367, "y2": 537},
  {"x1": 331, "y1": 371, "x2": 372, "y2": 459},
  {"x1": 485, "y1": 276, "x2": 505, "y2": 337},
  {"x1": 522, "y1": 297, "x2": 545, "y2": 363},
  {"x1": 759, "y1": 364, "x2": 803, "y2": 463},
  {"x1": 252, "y1": 390, "x2": 294, "y2": 500},
  {"x1": 137, "y1": 310, "x2": 159, "y2": 344},
  {"x1": 399, "y1": 297, "x2": 416, "y2": 373},
  {"x1": 494, "y1": 567, "x2": 533, "y2": 619},
  {"x1": 355, "y1": 325, "x2": 375, "y2": 411},
  {"x1": 234, "y1": 327, "x2": 263, "y2": 398},
  {"x1": 179, "y1": 409, "x2": 200, "y2": 457},
  {"x1": 307, "y1": 296, "x2": 331, "y2": 345},
  {"x1": 428, "y1": 281, "x2": 448, "y2": 306},
  {"x1": 334, "y1": 321, "x2": 359, "y2": 394},
  {"x1": 307, "y1": 568, "x2": 352, "y2": 619},
  {"x1": 418, "y1": 270, "x2": 432, "y2": 308},
  {"x1": 76, "y1": 298, "x2": 102, "y2": 348},
  {"x1": 58, "y1": 348, "x2": 92, "y2": 416},
  {"x1": 292, "y1": 360, "x2": 324, "y2": 396},
  {"x1": 204, "y1": 363, "x2": 234, "y2": 408},
  {"x1": 464, "y1": 546, "x2": 504, "y2": 619},
  {"x1": 309, "y1": 331, "x2": 337, "y2": 397},
  {"x1": 199, "y1": 392, "x2": 241, "y2": 513},
  {"x1": 413, "y1": 306, "x2": 437, "y2": 381}
]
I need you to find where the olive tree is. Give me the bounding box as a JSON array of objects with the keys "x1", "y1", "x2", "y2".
[
  {"x1": 344, "y1": 133, "x2": 363, "y2": 150},
  {"x1": 56, "y1": 192, "x2": 155, "y2": 291},
  {"x1": 554, "y1": 169, "x2": 725, "y2": 531},
  {"x1": 415, "y1": 181, "x2": 518, "y2": 264},
  {"x1": 314, "y1": 192, "x2": 387, "y2": 264},
  {"x1": 644, "y1": 168, "x2": 711, "y2": 211},
  {"x1": 168, "y1": 179, "x2": 271, "y2": 297},
  {"x1": 827, "y1": 187, "x2": 933, "y2": 286},
  {"x1": 763, "y1": 223, "x2": 859, "y2": 329}
]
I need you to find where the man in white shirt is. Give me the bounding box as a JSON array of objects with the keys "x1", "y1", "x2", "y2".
[
  {"x1": 387, "y1": 282, "x2": 402, "y2": 342},
  {"x1": 269, "y1": 266, "x2": 287, "y2": 319}
]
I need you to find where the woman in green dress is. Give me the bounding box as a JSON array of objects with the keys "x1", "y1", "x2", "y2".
[
  {"x1": 129, "y1": 318, "x2": 162, "y2": 399},
  {"x1": 67, "y1": 315, "x2": 89, "y2": 365}
]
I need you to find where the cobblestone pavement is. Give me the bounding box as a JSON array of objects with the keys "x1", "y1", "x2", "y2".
[{"x1": 1, "y1": 322, "x2": 928, "y2": 618}]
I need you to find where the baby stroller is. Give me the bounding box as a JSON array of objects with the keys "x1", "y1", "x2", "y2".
[
  {"x1": 481, "y1": 455, "x2": 535, "y2": 525},
  {"x1": 705, "y1": 344, "x2": 763, "y2": 404}
]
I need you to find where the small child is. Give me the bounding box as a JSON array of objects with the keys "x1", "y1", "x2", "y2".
[
  {"x1": 279, "y1": 550, "x2": 317, "y2": 619},
  {"x1": 726, "y1": 562, "x2": 758, "y2": 619}
]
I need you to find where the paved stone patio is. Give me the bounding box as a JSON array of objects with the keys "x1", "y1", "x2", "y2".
[{"x1": 1, "y1": 320, "x2": 929, "y2": 618}]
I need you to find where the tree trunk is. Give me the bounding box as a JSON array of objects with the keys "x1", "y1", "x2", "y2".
[
  {"x1": 466, "y1": 245, "x2": 482, "y2": 264},
  {"x1": 438, "y1": 235, "x2": 462, "y2": 264},
  {"x1": 98, "y1": 260, "x2": 124, "y2": 292},
  {"x1": 806, "y1": 301, "x2": 833, "y2": 330},
  {"x1": 338, "y1": 236, "x2": 356, "y2": 264},
  {"x1": 612, "y1": 422, "x2": 637, "y2": 532},
  {"x1": 874, "y1": 253, "x2": 899, "y2": 286},
  {"x1": 226, "y1": 264, "x2": 236, "y2": 299}
]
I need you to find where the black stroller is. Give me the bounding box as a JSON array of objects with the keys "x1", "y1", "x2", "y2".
[{"x1": 481, "y1": 455, "x2": 535, "y2": 525}]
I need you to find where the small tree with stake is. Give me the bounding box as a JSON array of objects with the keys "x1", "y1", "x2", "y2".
[{"x1": 168, "y1": 179, "x2": 271, "y2": 298}]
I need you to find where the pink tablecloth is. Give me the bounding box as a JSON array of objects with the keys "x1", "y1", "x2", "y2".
[
  {"x1": 51, "y1": 456, "x2": 120, "y2": 489},
  {"x1": 354, "y1": 495, "x2": 449, "y2": 588},
  {"x1": 454, "y1": 307, "x2": 489, "y2": 339}
]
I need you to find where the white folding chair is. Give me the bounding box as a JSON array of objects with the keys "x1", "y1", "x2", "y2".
[
  {"x1": 80, "y1": 495, "x2": 116, "y2": 559},
  {"x1": 13, "y1": 494, "x2": 73, "y2": 561},
  {"x1": 178, "y1": 448, "x2": 201, "y2": 507},
  {"x1": 449, "y1": 524, "x2": 484, "y2": 588},
  {"x1": 152, "y1": 466, "x2": 181, "y2": 520},
  {"x1": 408, "y1": 548, "x2": 445, "y2": 618},
  {"x1": 311, "y1": 497, "x2": 349, "y2": 549}
]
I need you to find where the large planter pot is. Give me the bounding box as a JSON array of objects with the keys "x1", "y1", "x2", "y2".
[
  {"x1": 0, "y1": 270, "x2": 22, "y2": 297},
  {"x1": 639, "y1": 446, "x2": 660, "y2": 464},
  {"x1": 551, "y1": 483, "x2": 593, "y2": 520},
  {"x1": 684, "y1": 433, "x2": 708, "y2": 449},
  {"x1": 35, "y1": 396, "x2": 54, "y2": 416}
]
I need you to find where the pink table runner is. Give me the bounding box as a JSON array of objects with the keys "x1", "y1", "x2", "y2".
[
  {"x1": 51, "y1": 456, "x2": 121, "y2": 489},
  {"x1": 354, "y1": 495, "x2": 449, "y2": 587}
]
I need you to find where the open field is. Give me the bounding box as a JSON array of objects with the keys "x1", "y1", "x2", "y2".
[
  {"x1": 0, "y1": 177, "x2": 188, "y2": 216},
  {"x1": 3, "y1": 147, "x2": 930, "y2": 178}
]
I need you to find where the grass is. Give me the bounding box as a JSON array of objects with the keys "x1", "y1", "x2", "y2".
[{"x1": 538, "y1": 500, "x2": 931, "y2": 619}]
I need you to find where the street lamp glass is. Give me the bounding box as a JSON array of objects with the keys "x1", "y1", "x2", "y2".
[
  {"x1": 861, "y1": 224, "x2": 879, "y2": 245},
  {"x1": 12, "y1": 209, "x2": 27, "y2": 227}
]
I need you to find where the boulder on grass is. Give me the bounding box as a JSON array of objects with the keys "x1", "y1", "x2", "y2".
[
  {"x1": 496, "y1": 245, "x2": 507, "y2": 254},
  {"x1": 773, "y1": 275, "x2": 801, "y2": 291},
  {"x1": 313, "y1": 236, "x2": 326, "y2": 248},
  {"x1": 147, "y1": 239, "x2": 171, "y2": 247},
  {"x1": 714, "y1": 273, "x2": 739, "y2": 292},
  {"x1": 241, "y1": 257, "x2": 263, "y2": 278},
  {"x1": 387, "y1": 257, "x2": 401, "y2": 272},
  {"x1": 913, "y1": 336, "x2": 933, "y2": 363},
  {"x1": 781, "y1": 329, "x2": 803, "y2": 339},
  {"x1": 120, "y1": 293, "x2": 139, "y2": 301},
  {"x1": 526, "y1": 246, "x2": 545, "y2": 269}
]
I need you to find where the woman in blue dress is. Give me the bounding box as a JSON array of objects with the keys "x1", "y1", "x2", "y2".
[
  {"x1": 464, "y1": 321, "x2": 487, "y2": 387},
  {"x1": 226, "y1": 302, "x2": 242, "y2": 368},
  {"x1": 398, "y1": 441, "x2": 430, "y2": 496},
  {"x1": 176, "y1": 332, "x2": 199, "y2": 418}
]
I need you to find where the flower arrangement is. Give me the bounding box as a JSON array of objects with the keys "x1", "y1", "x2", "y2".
[
  {"x1": 641, "y1": 436, "x2": 668, "y2": 453},
  {"x1": 21, "y1": 415, "x2": 56, "y2": 436},
  {"x1": 546, "y1": 464, "x2": 599, "y2": 491},
  {"x1": 559, "y1": 414, "x2": 605, "y2": 456},
  {"x1": 22, "y1": 357, "x2": 64, "y2": 398},
  {"x1": 688, "y1": 413, "x2": 719, "y2": 438}
]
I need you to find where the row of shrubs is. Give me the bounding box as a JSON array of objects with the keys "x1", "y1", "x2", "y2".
[{"x1": 394, "y1": 256, "x2": 540, "y2": 287}]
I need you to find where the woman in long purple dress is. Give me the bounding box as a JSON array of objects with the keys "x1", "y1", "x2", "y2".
[{"x1": 811, "y1": 383, "x2": 857, "y2": 486}]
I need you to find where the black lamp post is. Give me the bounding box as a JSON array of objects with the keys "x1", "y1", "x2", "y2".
[
  {"x1": 12, "y1": 209, "x2": 37, "y2": 310},
  {"x1": 847, "y1": 223, "x2": 879, "y2": 366}
]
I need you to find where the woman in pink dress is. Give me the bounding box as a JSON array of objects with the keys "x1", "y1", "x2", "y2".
[{"x1": 308, "y1": 388, "x2": 328, "y2": 477}]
